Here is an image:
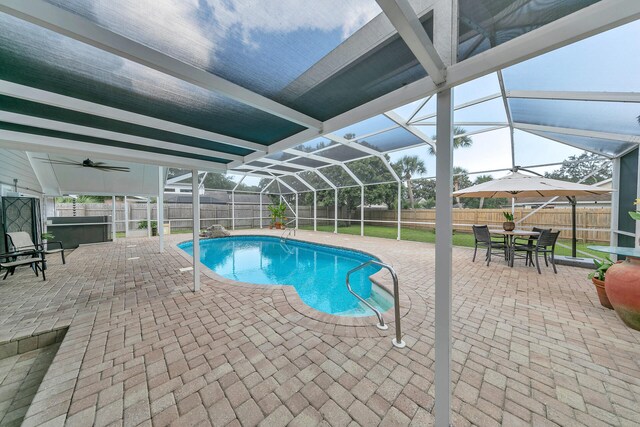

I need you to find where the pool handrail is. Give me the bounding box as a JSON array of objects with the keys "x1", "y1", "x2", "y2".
[{"x1": 346, "y1": 260, "x2": 405, "y2": 348}]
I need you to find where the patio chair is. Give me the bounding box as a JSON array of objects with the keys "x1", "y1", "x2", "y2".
[
  {"x1": 510, "y1": 230, "x2": 560, "y2": 274},
  {"x1": 6, "y1": 231, "x2": 65, "y2": 265},
  {"x1": 511, "y1": 227, "x2": 550, "y2": 266},
  {"x1": 472, "y1": 225, "x2": 507, "y2": 266},
  {"x1": 0, "y1": 251, "x2": 46, "y2": 280}
]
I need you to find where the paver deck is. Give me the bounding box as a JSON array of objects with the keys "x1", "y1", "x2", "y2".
[{"x1": 0, "y1": 229, "x2": 639, "y2": 426}]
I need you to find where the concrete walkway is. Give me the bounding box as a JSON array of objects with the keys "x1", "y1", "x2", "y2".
[{"x1": 0, "y1": 230, "x2": 638, "y2": 426}]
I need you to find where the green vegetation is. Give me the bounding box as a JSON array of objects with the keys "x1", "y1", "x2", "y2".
[{"x1": 299, "y1": 224, "x2": 604, "y2": 258}]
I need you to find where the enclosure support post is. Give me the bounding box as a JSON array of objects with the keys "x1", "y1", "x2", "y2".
[
  {"x1": 295, "y1": 193, "x2": 299, "y2": 229},
  {"x1": 397, "y1": 182, "x2": 402, "y2": 240},
  {"x1": 435, "y1": 88, "x2": 453, "y2": 427},
  {"x1": 361, "y1": 185, "x2": 364, "y2": 237},
  {"x1": 192, "y1": 169, "x2": 200, "y2": 292},
  {"x1": 124, "y1": 196, "x2": 129, "y2": 238},
  {"x1": 111, "y1": 196, "x2": 116, "y2": 241},
  {"x1": 259, "y1": 192, "x2": 263, "y2": 229},
  {"x1": 334, "y1": 188, "x2": 338, "y2": 234},
  {"x1": 231, "y1": 191, "x2": 235, "y2": 230},
  {"x1": 610, "y1": 158, "x2": 620, "y2": 251},
  {"x1": 313, "y1": 191, "x2": 317, "y2": 232},
  {"x1": 146, "y1": 199, "x2": 151, "y2": 238},
  {"x1": 569, "y1": 196, "x2": 577, "y2": 257},
  {"x1": 158, "y1": 166, "x2": 164, "y2": 253}
]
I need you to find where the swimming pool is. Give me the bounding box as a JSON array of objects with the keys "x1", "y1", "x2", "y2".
[{"x1": 178, "y1": 236, "x2": 392, "y2": 317}]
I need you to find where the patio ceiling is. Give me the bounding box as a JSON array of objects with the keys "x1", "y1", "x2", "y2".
[{"x1": 0, "y1": 0, "x2": 638, "y2": 181}]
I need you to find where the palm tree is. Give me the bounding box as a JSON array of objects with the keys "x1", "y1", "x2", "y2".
[
  {"x1": 452, "y1": 167, "x2": 471, "y2": 206},
  {"x1": 428, "y1": 126, "x2": 473, "y2": 155},
  {"x1": 396, "y1": 155, "x2": 426, "y2": 209}
]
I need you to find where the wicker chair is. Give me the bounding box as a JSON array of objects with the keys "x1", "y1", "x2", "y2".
[
  {"x1": 472, "y1": 225, "x2": 507, "y2": 266},
  {"x1": 510, "y1": 230, "x2": 560, "y2": 274},
  {"x1": 510, "y1": 227, "x2": 550, "y2": 267}
]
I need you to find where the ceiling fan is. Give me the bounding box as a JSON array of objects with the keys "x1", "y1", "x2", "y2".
[{"x1": 36, "y1": 158, "x2": 130, "y2": 172}]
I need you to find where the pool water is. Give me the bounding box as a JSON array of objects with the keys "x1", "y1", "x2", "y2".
[{"x1": 178, "y1": 236, "x2": 393, "y2": 316}]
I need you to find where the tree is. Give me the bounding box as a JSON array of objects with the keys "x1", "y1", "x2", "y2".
[
  {"x1": 462, "y1": 174, "x2": 508, "y2": 209},
  {"x1": 544, "y1": 152, "x2": 611, "y2": 184},
  {"x1": 428, "y1": 127, "x2": 473, "y2": 155},
  {"x1": 396, "y1": 155, "x2": 426, "y2": 209},
  {"x1": 452, "y1": 167, "x2": 472, "y2": 206}
]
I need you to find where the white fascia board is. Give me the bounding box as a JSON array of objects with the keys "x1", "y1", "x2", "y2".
[
  {"x1": 0, "y1": 111, "x2": 243, "y2": 162},
  {"x1": 0, "y1": 81, "x2": 266, "y2": 153},
  {"x1": 0, "y1": 131, "x2": 227, "y2": 172},
  {"x1": 376, "y1": 0, "x2": 446, "y2": 84},
  {"x1": 0, "y1": 0, "x2": 322, "y2": 130},
  {"x1": 506, "y1": 90, "x2": 640, "y2": 103},
  {"x1": 514, "y1": 123, "x2": 640, "y2": 143}
]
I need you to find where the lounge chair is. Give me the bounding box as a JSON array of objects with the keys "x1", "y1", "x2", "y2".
[
  {"x1": 6, "y1": 231, "x2": 66, "y2": 265},
  {"x1": 472, "y1": 225, "x2": 507, "y2": 266}
]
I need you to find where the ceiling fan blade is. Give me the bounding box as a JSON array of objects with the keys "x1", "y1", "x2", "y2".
[
  {"x1": 35, "y1": 158, "x2": 82, "y2": 166},
  {"x1": 94, "y1": 166, "x2": 130, "y2": 172}
]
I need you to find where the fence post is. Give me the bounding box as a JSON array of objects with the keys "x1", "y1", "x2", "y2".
[
  {"x1": 111, "y1": 196, "x2": 116, "y2": 241},
  {"x1": 231, "y1": 191, "x2": 235, "y2": 230},
  {"x1": 259, "y1": 192, "x2": 263, "y2": 229},
  {"x1": 313, "y1": 191, "x2": 317, "y2": 232},
  {"x1": 334, "y1": 189, "x2": 338, "y2": 234}
]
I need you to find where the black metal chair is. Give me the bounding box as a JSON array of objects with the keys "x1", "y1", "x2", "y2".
[
  {"x1": 511, "y1": 230, "x2": 560, "y2": 274},
  {"x1": 472, "y1": 225, "x2": 507, "y2": 266},
  {"x1": 511, "y1": 227, "x2": 550, "y2": 266},
  {"x1": 0, "y1": 250, "x2": 46, "y2": 280}
]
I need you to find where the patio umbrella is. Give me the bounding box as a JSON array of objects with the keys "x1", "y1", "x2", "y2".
[{"x1": 452, "y1": 171, "x2": 612, "y2": 257}]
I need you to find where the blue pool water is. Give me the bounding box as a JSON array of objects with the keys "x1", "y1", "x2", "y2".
[{"x1": 178, "y1": 236, "x2": 392, "y2": 316}]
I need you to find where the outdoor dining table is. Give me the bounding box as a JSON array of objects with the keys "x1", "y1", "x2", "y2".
[{"x1": 489, "y1": 229, "x2": 540, "y2": 266}]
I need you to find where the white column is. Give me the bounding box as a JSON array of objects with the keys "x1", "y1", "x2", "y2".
[
  {"x1": 334, "y1": 188, "x2": 338, "y2": 234},
  {"x1": 637, "y1": 149, "x2": 640, "y2": 248},
  {"x1": 111, "y1": 195, "x2": 116, "y2": 241},
  {"x1": 231, "y1": 191, "x2": 235, "y2": 230},
  {"x1": 435, "y1": 88, "x2": 454, "y2": 427},
  {"x1": 610, "y1": 158, "x2": 620, "y2": 250},
  {"x1": 360, "y1": 185, "x2": 364, "y2": 237},
  {"x1": 259, "y1": 192, "x2": 263, "y2": 229},
  {"x1": 158, "y1": 166, "x2": 164, "y2": 253},
  {"x1": 146, "y1": 199, "x2": 151, "y2": 238},
  {"x1": 124, "y1": 195, "x2": 129, "y2": 237},
  {"x1": 397, "y1": 182, "x2": 402, "y2": 240},
  {"x1": 313, "y1": 191, "x2": 317, "y2": 232},
  {"x1": 192, "y1": 169, "x2": 200, "y2": 292},
  {"x1": 295, "y1": 193, "x2": 299, "y2": 229}
]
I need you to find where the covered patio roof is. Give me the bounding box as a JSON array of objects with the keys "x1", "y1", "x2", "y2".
[{"x1": 0, "y1": 0, "x2": 638, "y2": 178}]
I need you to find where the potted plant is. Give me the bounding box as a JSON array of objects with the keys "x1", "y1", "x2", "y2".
[
  {"x1": 267, "y1": 203, "x2": 287, "y2": 229},
  {"x1": 41, "y1": 231, "x2": 55, "y2": 250},
  {"x1": 588, "y1": 257, "x2": 614, "y2": 309},
  {"x1": 629, "y1": 198, "x2": 640, "y2": 245},
  {"x1": 502, "y1": 212, "x2": 515, "y2": 231},
  {"x1": 137, "y1": 220, "x2": 158, "y2": 236}
]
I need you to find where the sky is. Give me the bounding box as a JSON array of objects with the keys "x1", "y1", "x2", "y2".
[{"x1": 230, "y1": 17, "x2": 640, "y2": 189}]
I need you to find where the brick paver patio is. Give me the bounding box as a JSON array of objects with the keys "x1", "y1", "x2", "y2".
[{"x1": 0, "y1": 230, "x2": 639, "y2": 426}]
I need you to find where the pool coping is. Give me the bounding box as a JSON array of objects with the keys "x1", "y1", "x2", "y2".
[{"x1": 173, "y1": 234, "x2": 420, "y2": 335}]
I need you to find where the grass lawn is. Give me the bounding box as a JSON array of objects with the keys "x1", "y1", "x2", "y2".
[{"x1": 299, "y1": 224, "x2": 604, "y2": 259}]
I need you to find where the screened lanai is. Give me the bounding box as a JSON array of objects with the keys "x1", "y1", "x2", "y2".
[{"x1": 1, "y1": 1, "x2": 640, "y2": 426}]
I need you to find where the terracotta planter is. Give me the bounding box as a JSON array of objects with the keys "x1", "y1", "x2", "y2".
[
  {"x1": 275, "y1": 222, "x2": 283, "y2": 230},
  {"x1": 605, "y1": 257, "x2": 640, "y2": 330},
  {"x1": 503, "y1": 221, "x2": 515, "y2": 231},
  {"x1": 591, "y1": 277, "x2": 613, "y2": 309}
]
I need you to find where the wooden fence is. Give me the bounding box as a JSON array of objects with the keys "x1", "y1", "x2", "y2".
[
  {"x1": 54, "y1": 203, "x2": 611, "y2": 242},
  {"x1": 359, "y1": 208, "x2": 611, "y2": 242}
]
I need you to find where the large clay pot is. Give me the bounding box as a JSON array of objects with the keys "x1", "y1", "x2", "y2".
[
  {"x1": 591, "y1": 277, "x2": 613, "y2": 309},
  {"x1": 605, "y1": 257, "x2": 640, "y2": 330}
]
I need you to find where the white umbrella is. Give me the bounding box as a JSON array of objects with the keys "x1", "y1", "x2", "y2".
[
  {"x1": 452, "y1": 171, "x2": 611, "y2": 198},
  {"x1": 453, "y1": 171, "x2": 612, "y2": 257}
]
